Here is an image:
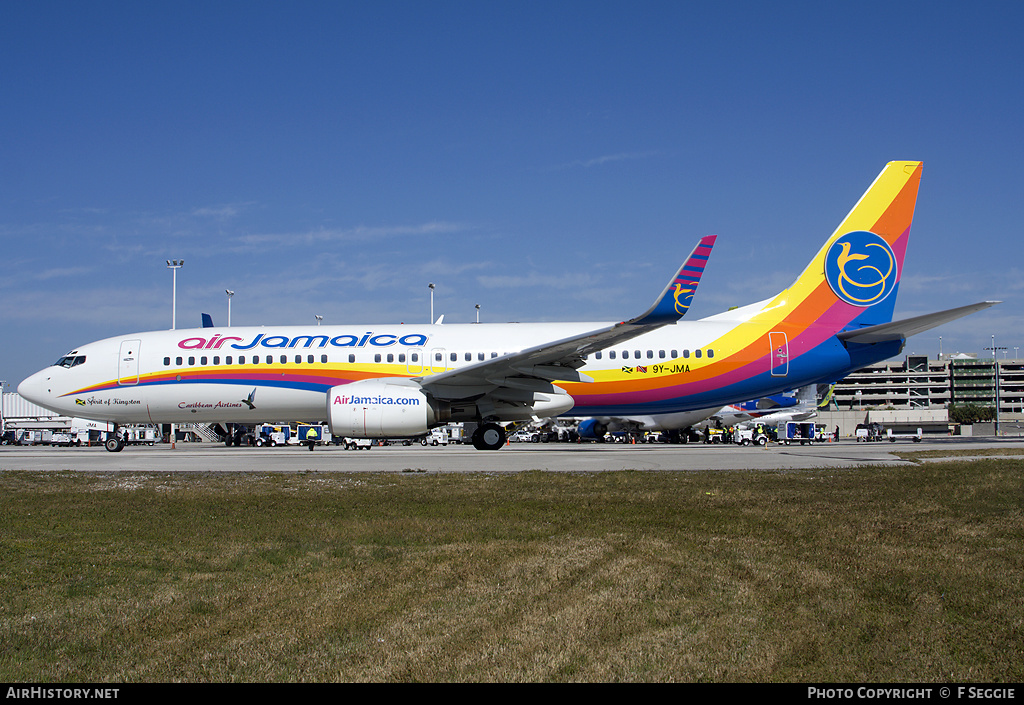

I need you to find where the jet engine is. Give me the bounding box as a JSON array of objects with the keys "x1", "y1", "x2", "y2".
[
  {"x1": 327, "y1": 379, "x2": 440, "y2": 438},
  {"x1": 576, "y1": 418, "x2": 608, "y2": 440}
]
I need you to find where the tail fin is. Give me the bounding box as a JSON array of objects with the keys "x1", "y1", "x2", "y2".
[{"x1": 773, "y1": 161, "x2": 922, "y2": 330}]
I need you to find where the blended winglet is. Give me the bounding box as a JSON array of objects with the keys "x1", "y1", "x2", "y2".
[{"x1": 630, "y1": 235, "x2": 716, "y2": 326}]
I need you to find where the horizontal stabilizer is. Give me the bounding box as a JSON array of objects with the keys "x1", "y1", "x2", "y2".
[{"x1": 837, "y1": 301, "x2": 1000, "y2": 344}]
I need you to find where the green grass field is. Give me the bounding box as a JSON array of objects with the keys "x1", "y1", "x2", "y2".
[{"x1": 1, "y1": 459, "x2": 1022, "y2": 682}]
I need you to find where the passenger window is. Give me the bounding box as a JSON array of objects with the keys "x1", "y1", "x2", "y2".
[
  {"x1": 164, "y1": 357, "x2": 171, "y2": 366},
  {"x1": 707, "y1": 349, "x2": 715, "y2": 358},
  {"x1": 683, "y1": 350, "x2": 690, "y2": 358},
  {"x1": 695, "y1": 349, "x2": 702, "y2": 358},
  {"x1": 321, "y1": 355, "x2": 328, "y2": 363},
  {"x1": 201, "y1": 356, "x2": 208, "y2": 365},
  {"x1": 176, "y1": 357, "x2": 183, "y2": 365},
  {"x1": 348, "y1": 354, "x2": 356, "y2": 363}
]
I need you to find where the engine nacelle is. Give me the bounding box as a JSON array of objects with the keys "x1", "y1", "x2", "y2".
[
  {"x1": 576, "y1": 418, "x2": 608, "y2": 440},
  {"x1": 327, "y1": 380, "x2": 436, "y2": 438}
]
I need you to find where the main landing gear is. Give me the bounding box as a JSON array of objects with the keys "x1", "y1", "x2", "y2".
[{"x1": 472, "y1": 422, "x2": 506, "y2": 451}]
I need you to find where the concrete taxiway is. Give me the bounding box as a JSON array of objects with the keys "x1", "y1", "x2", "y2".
[{"x1": 1, "y1": 437, "x2": 1021, "y2": 473}]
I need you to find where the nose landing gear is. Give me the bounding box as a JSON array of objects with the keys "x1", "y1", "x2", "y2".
[{"x1": 104, "y1": 426, "x2": 126, "y2": 452}]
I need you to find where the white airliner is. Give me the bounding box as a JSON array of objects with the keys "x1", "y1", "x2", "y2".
[
  {"x1": 710, "y1": 385, "x2": 819, "y2": 429},
  {"x1": 18, "y1": 162, "x2": 997, "y2": 451},
  {"x1": 574, "y1": 385, "x2": 815, "y2": 442},
  {"x1": 575, "y1": 406, "x2": 724, "y2": 442}
]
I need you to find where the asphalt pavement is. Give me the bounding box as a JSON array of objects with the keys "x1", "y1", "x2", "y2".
[{"x1": 2, "y1": 436, "x2": 1020, "y2": 473}]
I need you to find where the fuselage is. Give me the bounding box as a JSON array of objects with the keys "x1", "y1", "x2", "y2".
[{"x1": 16, "y1": 308, "x2": 900, "y2": 427}]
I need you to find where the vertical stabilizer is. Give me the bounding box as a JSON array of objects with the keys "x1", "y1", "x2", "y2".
[{"x1": 771, "y1": 161, "x2": 922, "y2": 330}]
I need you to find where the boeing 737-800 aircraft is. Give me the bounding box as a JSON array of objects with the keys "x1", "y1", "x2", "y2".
[{"x1": 18, "y1": 161, "x2": 997, "y2": 451}]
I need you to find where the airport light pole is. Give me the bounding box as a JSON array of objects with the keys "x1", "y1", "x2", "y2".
[
  {"x1": 985, "y1": 334, "x2": 1006, "y2": 436},
  {"x1": 166, "y1": 260, "x2": 184, "y2": 450},
  {"x1": 315, "y1": 315, "x2": 323, "y2": 326},
  {"x1": 226, "y1": 289, "x2": 234, "y2": 327},
  {"x1": 476, "y1": 303, "x2": 480, "y2": 323},
  {"x1": 428, "y1": 283, "x2": 435, "y2": 324},
  {"x1": 166, "y1": 260, "x2": 184, "y2": 330}
]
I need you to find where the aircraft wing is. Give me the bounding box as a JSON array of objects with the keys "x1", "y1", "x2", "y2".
[
  {"x1": 417, "y1": 235, "x2": 716, "y2": 401},
  {"x1": 837, "y1": 301, "x2": 1000, "y2": 344}
]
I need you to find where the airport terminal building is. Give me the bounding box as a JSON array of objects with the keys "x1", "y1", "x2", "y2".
[{"x1": 820, "y1": 354, "x2": 1024, "y2": 437}]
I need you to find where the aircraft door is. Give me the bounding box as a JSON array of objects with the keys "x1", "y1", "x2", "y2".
[
  {"x1": 118, "y1": 339, "x2": 142, "y2": 385},
  {"x1": 769, "y1": 332, "x2": 789, "y2": 377}
]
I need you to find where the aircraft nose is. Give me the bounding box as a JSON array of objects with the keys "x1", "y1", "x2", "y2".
[{"x1": 17, "y1": 370, "x2": 51, "y2": 407}]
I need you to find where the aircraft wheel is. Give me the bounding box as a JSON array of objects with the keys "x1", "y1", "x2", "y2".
[
  {"x1": 104, "y1": 437, "x2": 124, "y2": 453},
  {"x1": 473, "y1": 423, "x2": 506, "y2": 450}
]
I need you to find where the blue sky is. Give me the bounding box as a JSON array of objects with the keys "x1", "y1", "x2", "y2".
[{"x1": 3, "y1": 1, "x2": 1022, "y2": 387}]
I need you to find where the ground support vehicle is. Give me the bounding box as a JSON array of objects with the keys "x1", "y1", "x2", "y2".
[
  {"x1": 887, "y1": 427, "x2": 923, "y2": 442},
  {"x1": 421, "y1": 428, "x2": 450, "y2": 446},
  {"x1": 733, "y1": 427, "x2": 769, "y2": 446},
  {"x1": 781, "y1": 422, "x2": 817, "y2": 445},
  {"x1": 855, "y1": 423, "x2": 884, "y2": 442},
  {"x1": 703, "y1": 427, "x2": 727, "y2": 444}
]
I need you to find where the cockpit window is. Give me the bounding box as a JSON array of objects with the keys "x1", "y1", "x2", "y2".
[{"x1": 54, "y1": 355, "x2": 86, "y2": 368}]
